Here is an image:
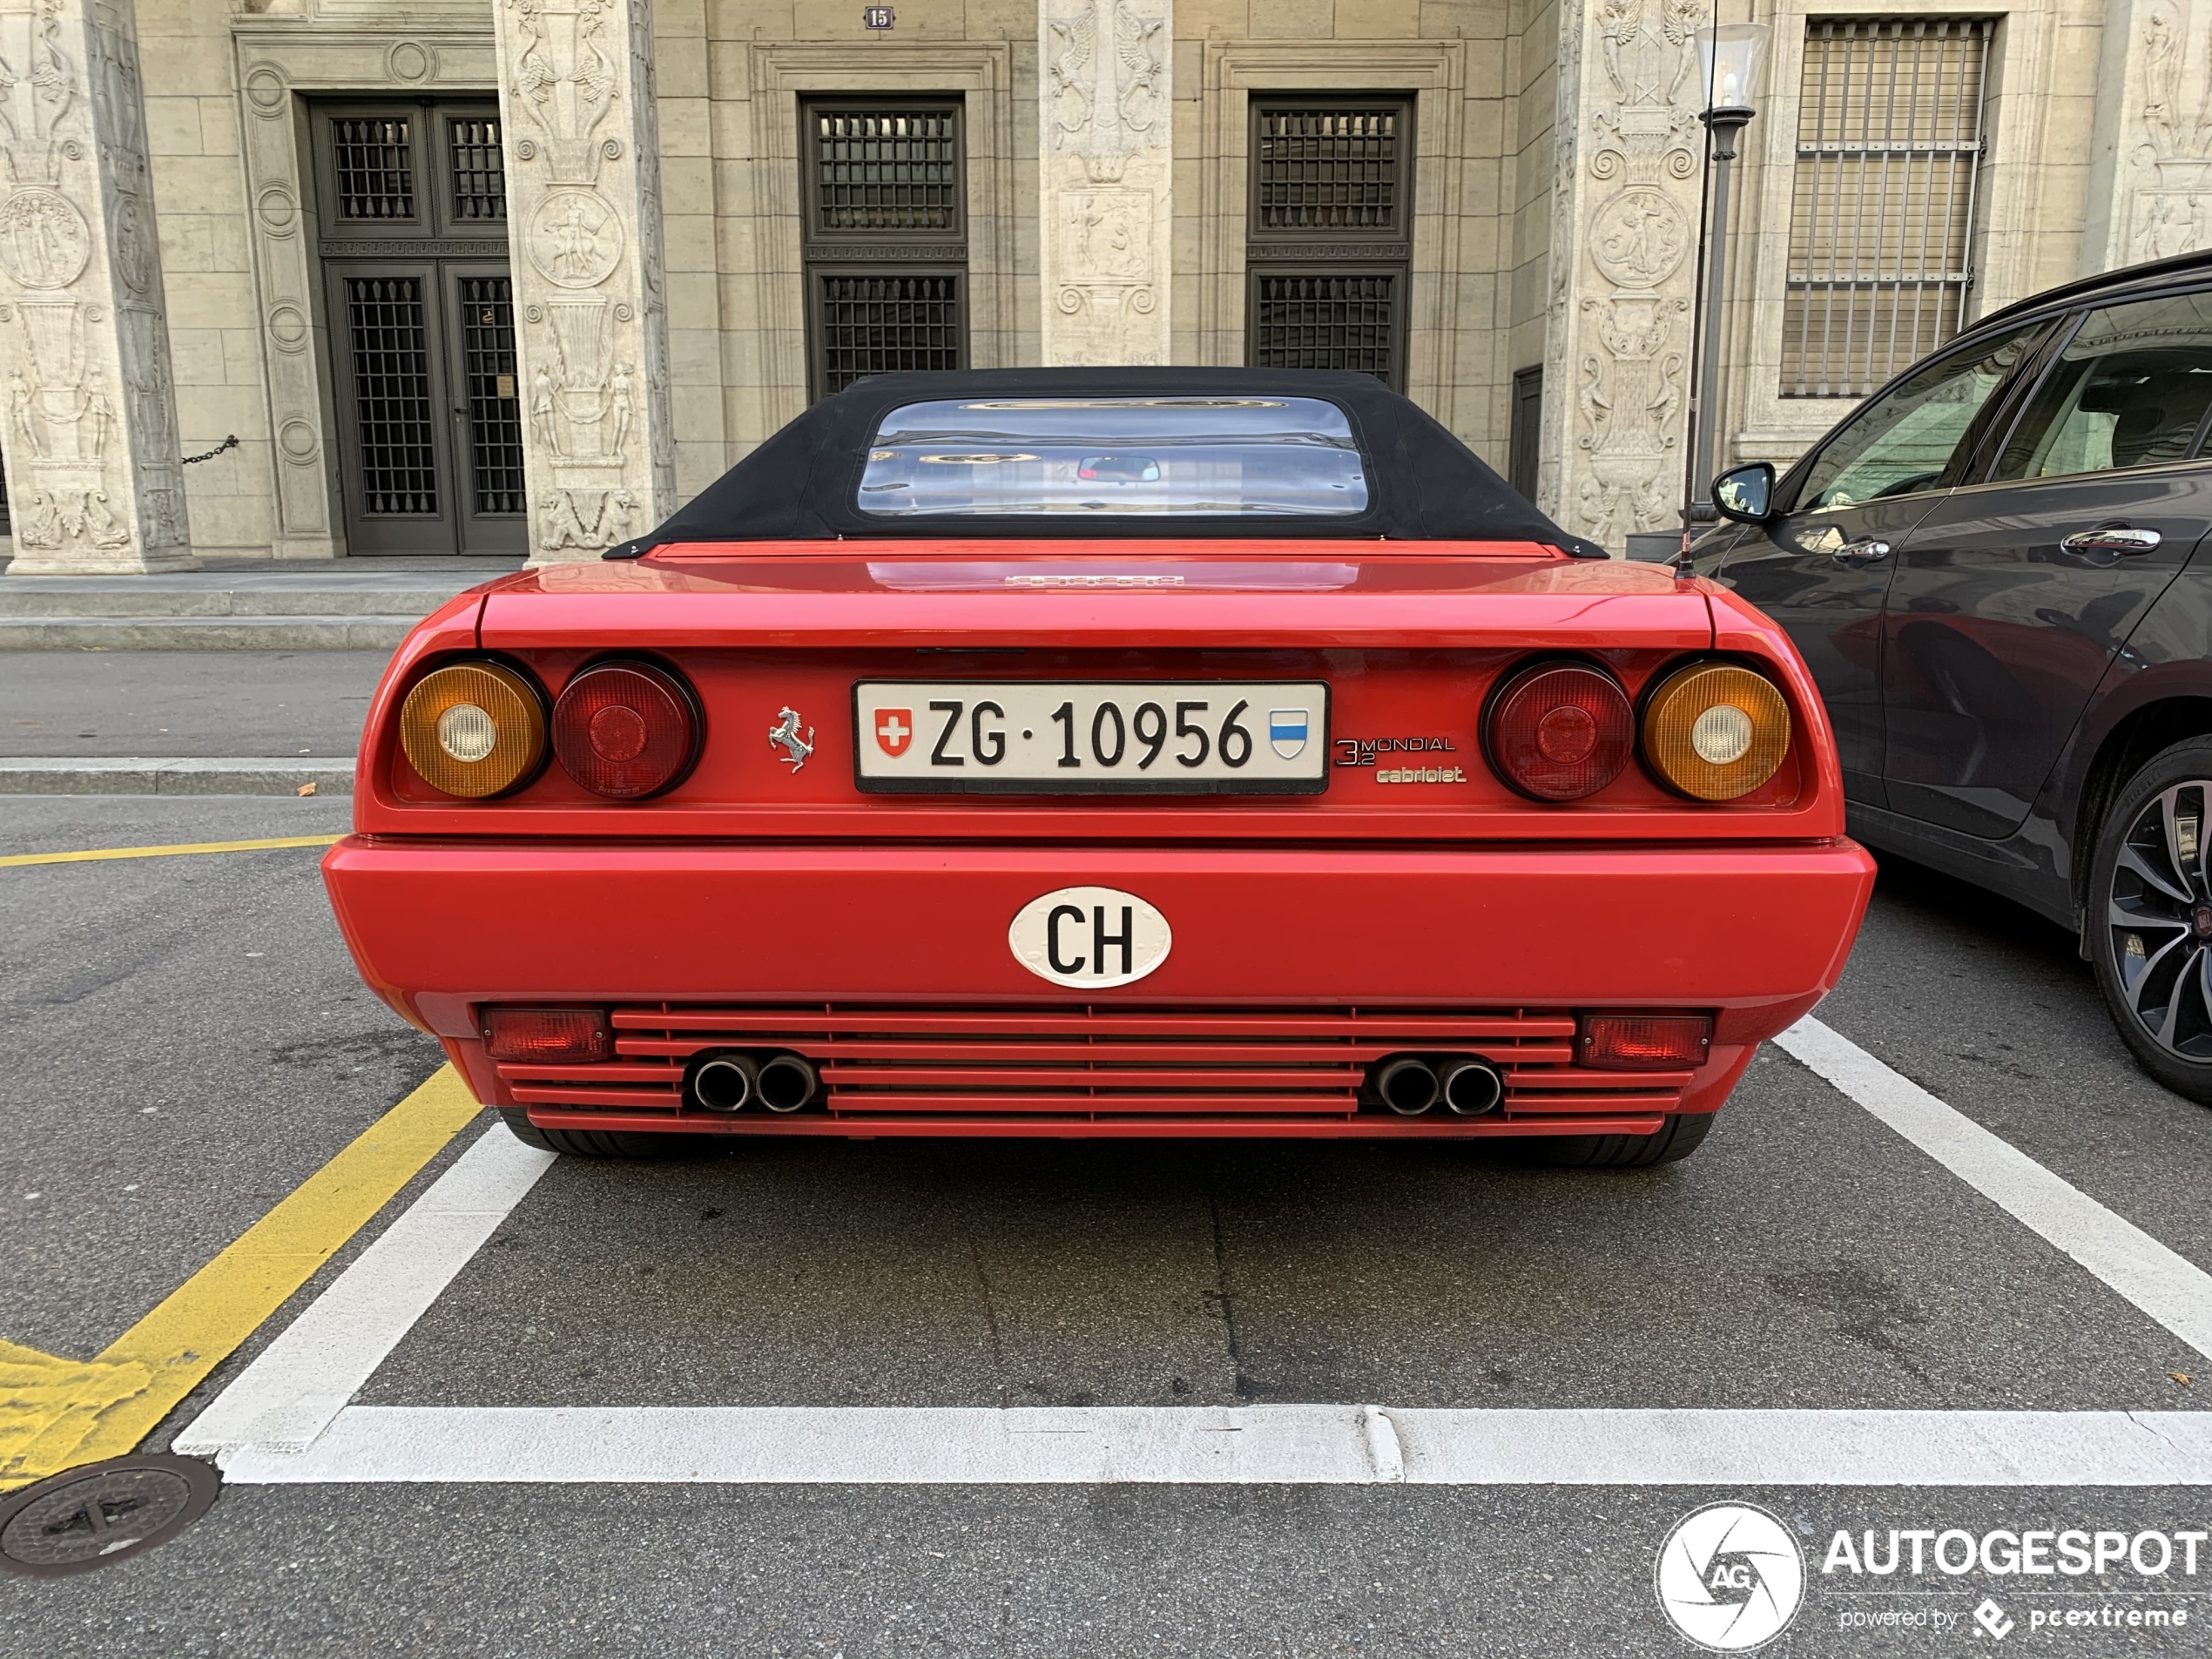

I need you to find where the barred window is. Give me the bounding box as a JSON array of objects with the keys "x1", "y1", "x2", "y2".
[
  {"x1": 812, "y1": 109, "x2": 960, "y2": 233},
  {"x1": 448, "y1": 118, "x2": 506, "y2": 222},
  {"x1": 1783, "y1": 19, "x2": 1993, "y2": 399},
  {"x1": 332, "y1": 117, "x2": 415, "y2": 220},
  {"x1": 1254, "y1": 106, "x2": 1404, "y2": 233}
]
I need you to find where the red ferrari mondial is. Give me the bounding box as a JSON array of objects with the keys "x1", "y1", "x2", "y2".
[{"x1": 326, "y1": 368, "x2": 1875, "y2": 1164}]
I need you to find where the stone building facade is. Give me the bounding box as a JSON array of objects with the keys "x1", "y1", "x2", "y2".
[{"x1": 0, "y1": 0, "x2": 2179, "y2": 571}]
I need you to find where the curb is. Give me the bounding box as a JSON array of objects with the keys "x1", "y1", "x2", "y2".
[
  {"x1": 0, "y1": 618, "x2": 417, "y2": 651},
  {"x1": 0, "y1": 759, "x2": 357, "y2": 796}
]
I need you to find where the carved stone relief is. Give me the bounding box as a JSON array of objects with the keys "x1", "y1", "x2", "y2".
[
  {"x1": 496, "y1": 0, "x2": 671, "y2": 561},
  {"x1": 1544, "y1": 0, "x2": 1706, "y2": 549},
  {"x1": 0, "y1": 0, "x2": 192, "y2": 574},
  {"x1": 1040, "y1": 0, "x2": 1170, "y2": 366},
  {"x1": 2107, "y1": 0, "x2": 2212, "y2": 264}
]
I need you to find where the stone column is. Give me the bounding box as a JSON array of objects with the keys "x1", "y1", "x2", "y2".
[
  {"x1": 1539, "y1": 0, "x2": 1709, "y2": 553},
  {"x1": 1040, "y1": 0, "x2": 1171, "y2": 366},
  {"x1": 494, "y1": 0, "x2": 675, "y2": 564},
  {"x1": 2085, "y1": 0, "x2": 2212, "y2": 271},
  {"x1": 0, "y1": 0, "x2": 192, "y2": 575}
]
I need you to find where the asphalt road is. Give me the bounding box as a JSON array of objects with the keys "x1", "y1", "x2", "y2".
[
  {"x1": 3, "y1": 796, "x2": 2209, "y2": 1656},
  {"x1": 0, "y1": 652, "x2": 389, "y2": 757}
]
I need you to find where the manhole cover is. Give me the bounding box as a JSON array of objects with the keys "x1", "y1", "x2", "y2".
[{"x1": 0, "y1": 1455, "x2": 219, "y2": 1576}]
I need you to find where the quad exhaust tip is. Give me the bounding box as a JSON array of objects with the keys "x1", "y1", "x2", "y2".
[
  {"x1": 1371, "y1": 1054, "x2": 1504, "y2": 1116},
  {"x1": 690, "y1": 1053, "x2": 759, "y2": 1114},
  {"x1": 758, "y1": 1053, "x2": 821, "y2": 1113},
  {"x1": 1439, "y1": 1057, "x2": 1504, "y2": 1116}
]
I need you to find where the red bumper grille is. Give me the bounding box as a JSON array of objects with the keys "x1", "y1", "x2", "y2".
[{"x1": 495, "y1": 1005, "x2": 1691, "y2": 1130}]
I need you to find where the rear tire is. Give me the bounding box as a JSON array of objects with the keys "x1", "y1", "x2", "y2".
[
  {"x1": 1519, "y1": 1111, "x2": 1714, "y2": 1168},
  {"x1": 497, "y1": 1107, "x2": 703, "y2": 1158},
  {"x1": 2087, "y1": 737, "x2": 2212, "y2": 1105}
]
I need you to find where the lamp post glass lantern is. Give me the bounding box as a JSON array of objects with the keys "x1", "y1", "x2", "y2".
[{"x1": 1685, "y1": 22, "x2": 1770, "y2": 536}]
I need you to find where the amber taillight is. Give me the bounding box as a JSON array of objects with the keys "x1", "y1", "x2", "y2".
[
  {"x1": 1482, "y1": 661, "x2": 1634, "y2": 801},
  {"x1": 551, "y1": 660, "x2": 702, "y2": 800}
]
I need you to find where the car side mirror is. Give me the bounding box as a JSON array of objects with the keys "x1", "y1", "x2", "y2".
[{"x1": 1713, "y1": 462, "x2": 1777, "y2": 525}]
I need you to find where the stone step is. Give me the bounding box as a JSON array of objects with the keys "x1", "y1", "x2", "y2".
[
  {"x1": 0, "y1": 757, "x2": 356, "y2": 795},
  {"x1": 0, "y1": 616, "x2": 421, "y2": 650},
  {"x1": 0, "y1": 585, "x2": 475, "y2": 618}
]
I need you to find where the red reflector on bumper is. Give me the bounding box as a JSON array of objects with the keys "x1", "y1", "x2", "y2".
[
  {"x1": 1578, "y1": 1012, "x2": 1711, "y2": 1070},
  {"x1": 482, "y1": 1005, "x2": 613, "y2": 1063}
]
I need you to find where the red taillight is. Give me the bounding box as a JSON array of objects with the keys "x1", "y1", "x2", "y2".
[
  {"x1": 482, "y1": 1006, "x2": 613, "y2": 1063},
  {"x1": 1578, "y1": 1013, "x2": 1712, "y2": 1070},
  {"x1": 1483, "y1": 661, "x2": 1634, "y2": 801},
  {"x1": 550, "y1": 660, "x2": 700, "y2": 800}
]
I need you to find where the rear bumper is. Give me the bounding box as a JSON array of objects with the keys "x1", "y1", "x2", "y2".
[{"x1": 324, "y1": 837, "x2": 1875, "y2": 1137}]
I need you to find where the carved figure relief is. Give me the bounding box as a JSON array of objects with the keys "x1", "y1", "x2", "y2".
[
  {"x1": 1041, "y1": 0, "x2": 1169, "y2": 366},
  {"x1": 528, "y1": 187, "x2": 623, "y2": 288},
  {"x1": 502, "y1": 0, "x2": 664, "y2": 555},
  {"x1": 1561, "y1": 0, "x2": 1708, "y2": 543},
  {"x1": 2125, "y1": 0, "x2": 2212, "y2": 261},
  {"x1": 0, "y1": 3, "x2": 191, "y2": 566},
  {"x1": 0, "y1": 184, "x2": 84, "y2": 287}
]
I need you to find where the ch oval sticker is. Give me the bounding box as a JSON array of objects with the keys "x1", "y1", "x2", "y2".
[{"x1": 1008, "y1": 887, "x2": 1172, "y2": 988}]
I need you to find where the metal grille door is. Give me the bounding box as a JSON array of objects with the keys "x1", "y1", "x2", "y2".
[
  {"x1": 344, "y1": 276, "x2": 439, "y2": 516},
  {"x1": 1251, "y1": 273, "x2": 1399, "y2": 381},
  {"x1": 1245, "y1": 98, "x2": 1413, "y2": 390},
  {"x1": 319, "y1": 101, "x2": 522, "y2": 554},
  {"x1": 802, "y1": 100, "x2": 968, "y2": 400},
  {"x1": 1784, "y1": 19, "x2": 1992, "y2": 398},
  {"x1": 814, "y1": 275, "x2": 964, "y2": 395},
  {"x1": 458, "y1": 274, "x2": 524, "y2": 515}
]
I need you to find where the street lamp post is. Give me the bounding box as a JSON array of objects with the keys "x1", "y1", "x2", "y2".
[{"x1": 1685, "y1": 24, "x2": 1770, "y2": 531}]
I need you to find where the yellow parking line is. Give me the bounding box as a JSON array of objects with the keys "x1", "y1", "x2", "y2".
[
  {"x1": 0, "y1": 834, "x2": 344, "y2": 868},
  {"x1": 0, "y1": 1065, "x2": 483, "y2": 1489}
]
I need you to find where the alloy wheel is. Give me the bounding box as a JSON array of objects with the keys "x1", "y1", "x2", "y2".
[{"x1": 2107, "y1": 780, "x2": 2212, "y2": 1060}]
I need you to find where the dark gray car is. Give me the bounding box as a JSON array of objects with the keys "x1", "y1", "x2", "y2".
[{"x1": 1702, "y1": 250, "x2": 2212, "y2": 1103}]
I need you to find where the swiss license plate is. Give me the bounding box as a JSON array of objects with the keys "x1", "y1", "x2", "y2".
[{"x1": 853, "y1": 681, "x2": 1331, "y2": 794}]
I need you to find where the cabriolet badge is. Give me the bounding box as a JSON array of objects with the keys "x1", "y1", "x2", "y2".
[{"x1": 769, "y1": 706, "x2": 815, "y2": 772}]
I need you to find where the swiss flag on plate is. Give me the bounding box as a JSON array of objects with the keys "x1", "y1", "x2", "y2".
[{"x1": 874, "y1": 708, "x2": 915, "y2": 758}]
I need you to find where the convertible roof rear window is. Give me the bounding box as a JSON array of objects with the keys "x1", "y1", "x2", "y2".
[{"x1": 857, "y1": 396, "x2": 1371, "y2": 517}]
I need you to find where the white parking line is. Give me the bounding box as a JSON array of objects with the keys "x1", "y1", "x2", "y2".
[
  {"x1": 1777, "y1": 1016, "x2": 2212, "y2": 1361},
  {"x1": 219, "y1": 1405, "x2": 2212, "y2": 1486},
  {"x1": 177, "y1": 1021, "x2": 2212, "y2": 1487},
  {"x1": 174, "y1": 1129, "x2": 555, "y2": 1460}
]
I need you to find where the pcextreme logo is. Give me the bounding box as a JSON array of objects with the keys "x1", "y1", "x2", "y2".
[{"x1": 1656, "y1": 1502, "x2": 1807, "y2": 1651}]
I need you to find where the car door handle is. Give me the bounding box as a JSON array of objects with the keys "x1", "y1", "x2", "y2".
[
  {"x1": 1829, "y1": 537, "x2": 1891, "y2": 564},
  {"x1": 2061, "y1": 527, "x2": 2161, "y2": 554}
]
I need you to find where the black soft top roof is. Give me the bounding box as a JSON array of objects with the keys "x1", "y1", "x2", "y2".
[{"x1": 610, "y1": 367, "x2": 1602, "y2": 556}]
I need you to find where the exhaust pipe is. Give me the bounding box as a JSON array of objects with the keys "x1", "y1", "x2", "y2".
[
  {"x1": 1439, "y1": 1057, "x2": 1504, "y2": 1116},
  {"x1": 690, "y1": 1053, "x2": 759, "y2": 1113},
  {"x1": 758, "y1": 1053, "x2": 821, "y2": 1114},
  {"x1": 1374, "y1": 1056, "x2": 1440, "y2": 1116}
]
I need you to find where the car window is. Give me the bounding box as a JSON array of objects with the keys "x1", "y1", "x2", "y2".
[
  {"x1": 856, "y1": 396, "x2": 1371, "y2": 517},
  {"x1": 1988, "y1": 291, "x2": 2212, "y2": 482},
  {"x1": 1791, "y1": 327, "x2": 2040, "y2": 514}
]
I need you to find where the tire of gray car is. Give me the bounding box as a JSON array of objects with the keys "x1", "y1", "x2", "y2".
[
  {"x1": 2089, "y1": 736, "x2": 2212, "y2": 1105},
  {"x1": 1517, "y1": 1110, "x2": 1714, "y2": 1168},
  {"x1": 496, "y1": 1106, "x2": 705, "y2": 1158}
]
